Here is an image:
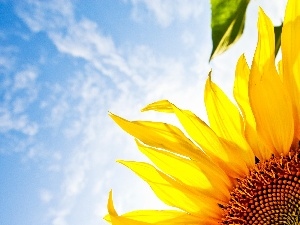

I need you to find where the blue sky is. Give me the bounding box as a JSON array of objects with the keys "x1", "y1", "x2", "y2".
[{"x1": 0, "y1": 1, "x2": 286, "y2": 225}]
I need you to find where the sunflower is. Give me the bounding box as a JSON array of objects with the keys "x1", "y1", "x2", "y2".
[{"x1": 104, "y1": 0, "x2": 300, "y2": 224}]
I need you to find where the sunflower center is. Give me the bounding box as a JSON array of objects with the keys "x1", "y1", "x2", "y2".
[{"x1": 221, "y1": 148, "x2": 300, "y2": 225}]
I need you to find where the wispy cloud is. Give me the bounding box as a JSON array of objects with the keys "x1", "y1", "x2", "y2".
[
  {"x1": 17, "y1": 0, "x2": 136, "y2": 87},
  {"x1": 0, "y1": 46, "x2": 18, "y2": 73},
  {"x1": 40, "y1": 189, "x2": 53, "y2": 203},
  {"x1": 0, "y1": 65, "x2": 39, "y2": 154},
  {"x1": 14, "y1": 3, "x2": 204, "y2": 225},
  {"x1": 130, "y1": 0, "x2": 205, "y2": 27},
  {"x1": 13, "y1": 0, "x2": 213, "y2": 224}
]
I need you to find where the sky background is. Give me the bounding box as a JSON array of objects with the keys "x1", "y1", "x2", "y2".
[{"x1": 0, "y1": 0, "x2": 287, "y2": 225}]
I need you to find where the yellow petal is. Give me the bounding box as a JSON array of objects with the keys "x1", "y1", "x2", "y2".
[
  {"x1": 121, "y1": 210, "x2": 217, "y2": 225},
  {"x1": 136, "y1": 141, "x2": 211, "y2": 189},
  {"x1": 282, "y1": 0, "x2": 300, "y2": 141},
  {"x1": 118, "y1": 160, "x2": 222, "y2": 218},
  {"x1": 204, "y1": 75, "x2": 254, "y2": 167},
  {"x1": 234, "y1": 55, "x2": 271, "y2": 160},
  {"x1": 109, "y1": 113, "x2": 203, "y2": 161},
  {"x1": 105, "y1": 191, "x2": 218, "y2": 225},
  {"x1": 136, "y1": 141, "x2": 230, "y2": 202},
  {"x1": 142, "y1": 100, "x2": 174, "y2": 113},
  {"x1": 107, "y1": 190, "x2": 118, "y2": 217},
  {"x1": 249, "y1": 9, "x2": 294, "y2": 156},
  {"x1": 205, "y1": 74, "x2": 243, "y2": 141},
  {"x1": 105, "y1": 191, "x2": 148, "y2": 225},
  {"x1": 142, "y1": 100, "x2": 249, "y2": 178},
  {"x1": 110, "y1": 216, "x2": 147, "y2": 225}
]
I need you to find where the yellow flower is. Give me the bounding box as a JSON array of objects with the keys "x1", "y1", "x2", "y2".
[{"x1": 104, "y1": 0, "x2": 300, "y2": 224}]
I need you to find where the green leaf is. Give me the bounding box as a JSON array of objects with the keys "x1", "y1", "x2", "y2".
[
  {"x1": 274, "y1": 23, "x2": 282, "y2": 57},
  {"x1": 210, "y1": 0, "x2": 250, "y2": 60}
]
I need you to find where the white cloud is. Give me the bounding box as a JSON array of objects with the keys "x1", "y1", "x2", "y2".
[
  {"x1": 0, "y1": 67, "x2": 39, "y2": 137},
  {"x1": 17, "y1": 1, "x2": 136, "y2": 88},
  {"x1": 130, "y1": 0, "x2": 204, "y2": 27},
  {"x1": 0, "y1": 55, "x2": 13, "y2": 72},
  {"x1": 40, "y1": 189, "x2": 53, "y2": 203},
  {"x1": 181, "y1": 30, "x2": 196, "y2": 47},
  {"x1": 13, "y1": 68, "x2": 38, "y2": 90},
  {"x1": 49, "y1": 208, "x2": 70, "y2": 225},
  {"x1": 13, "y1": 1, "x2": 210, "y2": 224},
  {"x1": 0, "y1": 109, "x2": 37, "y2": 135},
  {"x1": 16, "y1": 0, "x2": 74, "y2": 33},
  {"x1": 0, "y1": 46, "x2": 18, "y2": 73}
]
